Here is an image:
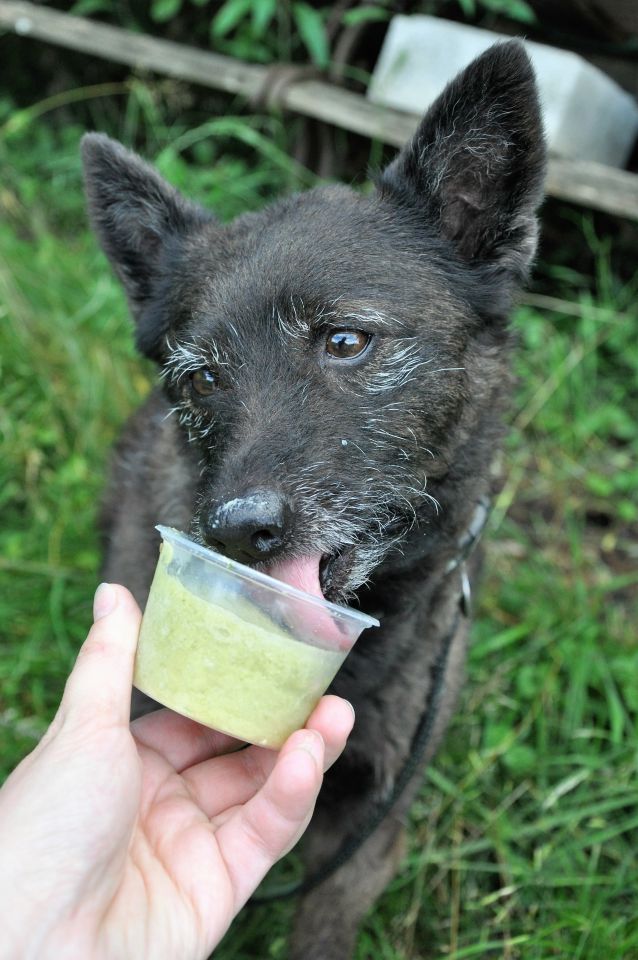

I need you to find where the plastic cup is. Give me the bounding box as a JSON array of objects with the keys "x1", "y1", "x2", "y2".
[{"x1": 133, "y1": 526, "x2": 379, "y2": 748}]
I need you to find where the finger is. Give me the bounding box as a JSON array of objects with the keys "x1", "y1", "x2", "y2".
[
  {"x1": 182, "y1": 739, "x2": 278, "y2": 817},
  {"x1": 304, "y1": 695, "x2": 354, "y2": 770},
  {"x1": 181, "y1": 695, "x2": 354, "y2": 816},
  {"x1": 60, "y1": 584, "x2": 141, "y2": 727},
  {"x1": 132, "y1": 708, "x2": 244, "y2": 771},
  {"x1": 215, "y1": 729, "x2": 325, "y2": 911}
]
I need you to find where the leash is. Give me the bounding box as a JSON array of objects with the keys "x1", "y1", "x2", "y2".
[{"x1": 250, "y1": 497, "x2": 491, "y2": 904}]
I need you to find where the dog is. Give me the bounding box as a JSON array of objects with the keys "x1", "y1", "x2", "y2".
[{"x1": 81, "y1": 40, "x2": 545, "y2": 958}]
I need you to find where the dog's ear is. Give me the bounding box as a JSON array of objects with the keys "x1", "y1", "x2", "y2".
[
  {"x1": 379, "y1": 40, "x2": 545, "y2": 284},
  {"x1": 81, "y1": 133, "x2": 210, "y2": 354}
]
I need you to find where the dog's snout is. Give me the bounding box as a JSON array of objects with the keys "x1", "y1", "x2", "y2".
[{"x1": 203, "y1": 490, "x2": 289, "y2": 562}]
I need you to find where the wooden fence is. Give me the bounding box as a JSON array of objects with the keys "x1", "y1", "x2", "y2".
[{"x1": 1, "y1": 0, "x2": 637, "y2": 221}]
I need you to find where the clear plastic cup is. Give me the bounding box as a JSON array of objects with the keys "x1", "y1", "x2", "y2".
[{"x1": 133, "y1": 526, "x2": 379, "y2": 748}]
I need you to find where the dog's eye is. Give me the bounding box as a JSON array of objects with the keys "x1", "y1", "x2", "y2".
[
  {"x1": 325, "y1": 329, "x2": 370, "y2": 360},
  {"x1": 190, "y1": 367, "x2": 216, "y2": 396}
]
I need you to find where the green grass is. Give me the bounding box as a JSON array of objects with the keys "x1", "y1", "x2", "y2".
[{"x1": 1, "y1": 101, "x2": 637, "y2": 959}]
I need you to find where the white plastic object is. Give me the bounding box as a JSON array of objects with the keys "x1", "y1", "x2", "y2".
[{"x1": 368, "y1": 15, "x2": 638, "y2": 168}]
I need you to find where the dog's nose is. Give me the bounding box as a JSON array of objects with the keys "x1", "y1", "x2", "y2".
[{"x1": 203, "y1": 490, "x2": 289, "y2": 562}]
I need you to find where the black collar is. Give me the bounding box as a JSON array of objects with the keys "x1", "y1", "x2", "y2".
[
  {"x1": 445, "y1": 494, "x2": 492, "y2": 617},
  {"x1": 444, "y1": 495, "x2": 492, "y2": 575}
]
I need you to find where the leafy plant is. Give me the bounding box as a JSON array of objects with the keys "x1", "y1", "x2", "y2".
[
  {"x1": 456, "y1": 0, "x2": 537, "y2": 23},
  {"x1": 210, "y1": 0, "x2": 332, "y2": 66},
  {"x1": 342, "y1": 4, "x2": 392, "y2": 27},
  {"x1": 151, "y1": 0, "x2": 183, "y2": 23},
  {"x1": 291, "y1": 3, "x2": 329, "y2": 67}
]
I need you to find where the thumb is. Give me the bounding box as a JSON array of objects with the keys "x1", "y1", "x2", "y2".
[{"x1": 60, "y1": 583, "x2": 142, "y2": 727}]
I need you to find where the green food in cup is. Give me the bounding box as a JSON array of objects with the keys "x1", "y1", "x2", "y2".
[{"x1": 134, "y1": 542, "x2": 345, "y2": 748}]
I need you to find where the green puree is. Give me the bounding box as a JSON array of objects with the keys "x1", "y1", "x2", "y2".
[{"x1": 134, "y1": 545, "x2": 344, "y2": 748}]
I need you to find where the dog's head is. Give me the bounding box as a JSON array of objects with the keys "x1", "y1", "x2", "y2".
[{"x1": 82, "y1": 41, "x2": 545, "y2": 604}]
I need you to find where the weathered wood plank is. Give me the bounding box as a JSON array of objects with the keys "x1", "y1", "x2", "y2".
[
  {"x1": 283, "y1": 82, "x2": 418, "y2": 146},
  {"x1": 1, "y1": 0, "x2": 637, "y2": 220},
  {"x1": 0, "y1": 1, "x2": 265, "y2": 97},
  {"x1": 544, "y1": 156, "x2": 638, "y2": 220}
]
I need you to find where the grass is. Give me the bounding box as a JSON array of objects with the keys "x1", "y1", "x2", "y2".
[{"x1": 1, "y1": 94, "x2": 637, "y2": 959}]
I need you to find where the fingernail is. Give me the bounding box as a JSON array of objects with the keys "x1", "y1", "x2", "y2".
[{"x1": 93, "y1": 582, "x2": 116, "y2": 621}]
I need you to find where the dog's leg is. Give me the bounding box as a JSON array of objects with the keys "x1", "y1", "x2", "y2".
[{"x1": 288, "y1": 790, "x2": 414, "y2": 960}]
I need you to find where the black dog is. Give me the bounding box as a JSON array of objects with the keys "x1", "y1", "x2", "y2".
[{"x1": 82, "y1": 40, "x2": 545, "y2": 958}]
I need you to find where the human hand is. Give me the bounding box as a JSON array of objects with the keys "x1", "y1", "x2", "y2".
[{"x1": 0, "y1": 583, "x2": 354, "y2": 960}]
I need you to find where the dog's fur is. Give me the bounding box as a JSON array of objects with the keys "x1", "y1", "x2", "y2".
[{"x1": 82, "y1": 42, "x2": 545, "y2": 958}]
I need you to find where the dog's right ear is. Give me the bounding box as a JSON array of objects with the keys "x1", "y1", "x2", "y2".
[{"x1": 81, "y1": 134, "x2": 210, "y2": 356}]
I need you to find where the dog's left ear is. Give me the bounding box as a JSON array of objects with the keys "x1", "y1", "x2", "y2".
[{"x1": 379, "y1": 40, "x2": 546, "y2": 286}]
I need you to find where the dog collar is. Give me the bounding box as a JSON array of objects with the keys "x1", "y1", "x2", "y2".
[
  {"x1": 445, "y1": 494, "x2": 492, "y2": 618},
  {"x1": 445, "y1": 494, "x2": 492, "y2": 575},
  {"x1": 444, "y1": 496, "x2": 492, "y2": 617}
]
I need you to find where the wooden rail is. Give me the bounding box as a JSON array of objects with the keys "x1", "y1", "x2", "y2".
[{"x1": 1, "y1": 1, "x2": 637, "y2": 220}]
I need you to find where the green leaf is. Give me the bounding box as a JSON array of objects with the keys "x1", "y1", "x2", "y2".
[
  {"x1": 479, "y1": 0, "x2": 537, "y2": 23},
  {"x1": 585, "y1": 473, "x2": 615, "y2": 497},
  {"x1": 292, "y1": 2, "x2": 329, "y2": 68},
  {"x1": 214, "y1": 35, "x2": 273, "y2": 61},
  {"x1": 69, "y1": 0, "x2": 112, "y2": 15},
  {"x1": 483, "y1": 721, "x2": 512, "y2": 752},
  {"x1": 190, "y1": 0, "x2": 210, "y2": 6},
  {"x1": 516, "y1": 664, "x2": 544, "y2": 701},
  {"x1": 251, "y1": 0, "x2": 277, "y2": 35},
  {"x1": 457, "y1": 0, "x2": 477, "y2": 15},
  {"x1": 618, "y1": 500, "x2": 638, "y2": 522},
  {"x1": 150, "y1": 0, "x2": 182, "y2": 22},
  {"x1": 342, "y1": 5, "x2": 391, "y2": 26},
  {"x1": 508, "y1": 0, "x2": 537, "y2": 22},
  {"x1": 503, "y1": 744, "x2": 537, "y2": 775},
  {"x1": 212, "y1": 0, "x2": 252, "y2": 38}
]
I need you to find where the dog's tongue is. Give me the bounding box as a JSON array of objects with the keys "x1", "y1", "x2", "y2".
[
  {"x1": 268, "y1": 554, "x2": 350, "y2": 651},
  {"x1": 268, "y1": 554, "x2": 324, "y2": 600}
]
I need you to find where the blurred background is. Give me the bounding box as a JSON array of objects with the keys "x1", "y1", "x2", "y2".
[{"x1": 1, "y1": 1, "x2": 637, "y2": 957}]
